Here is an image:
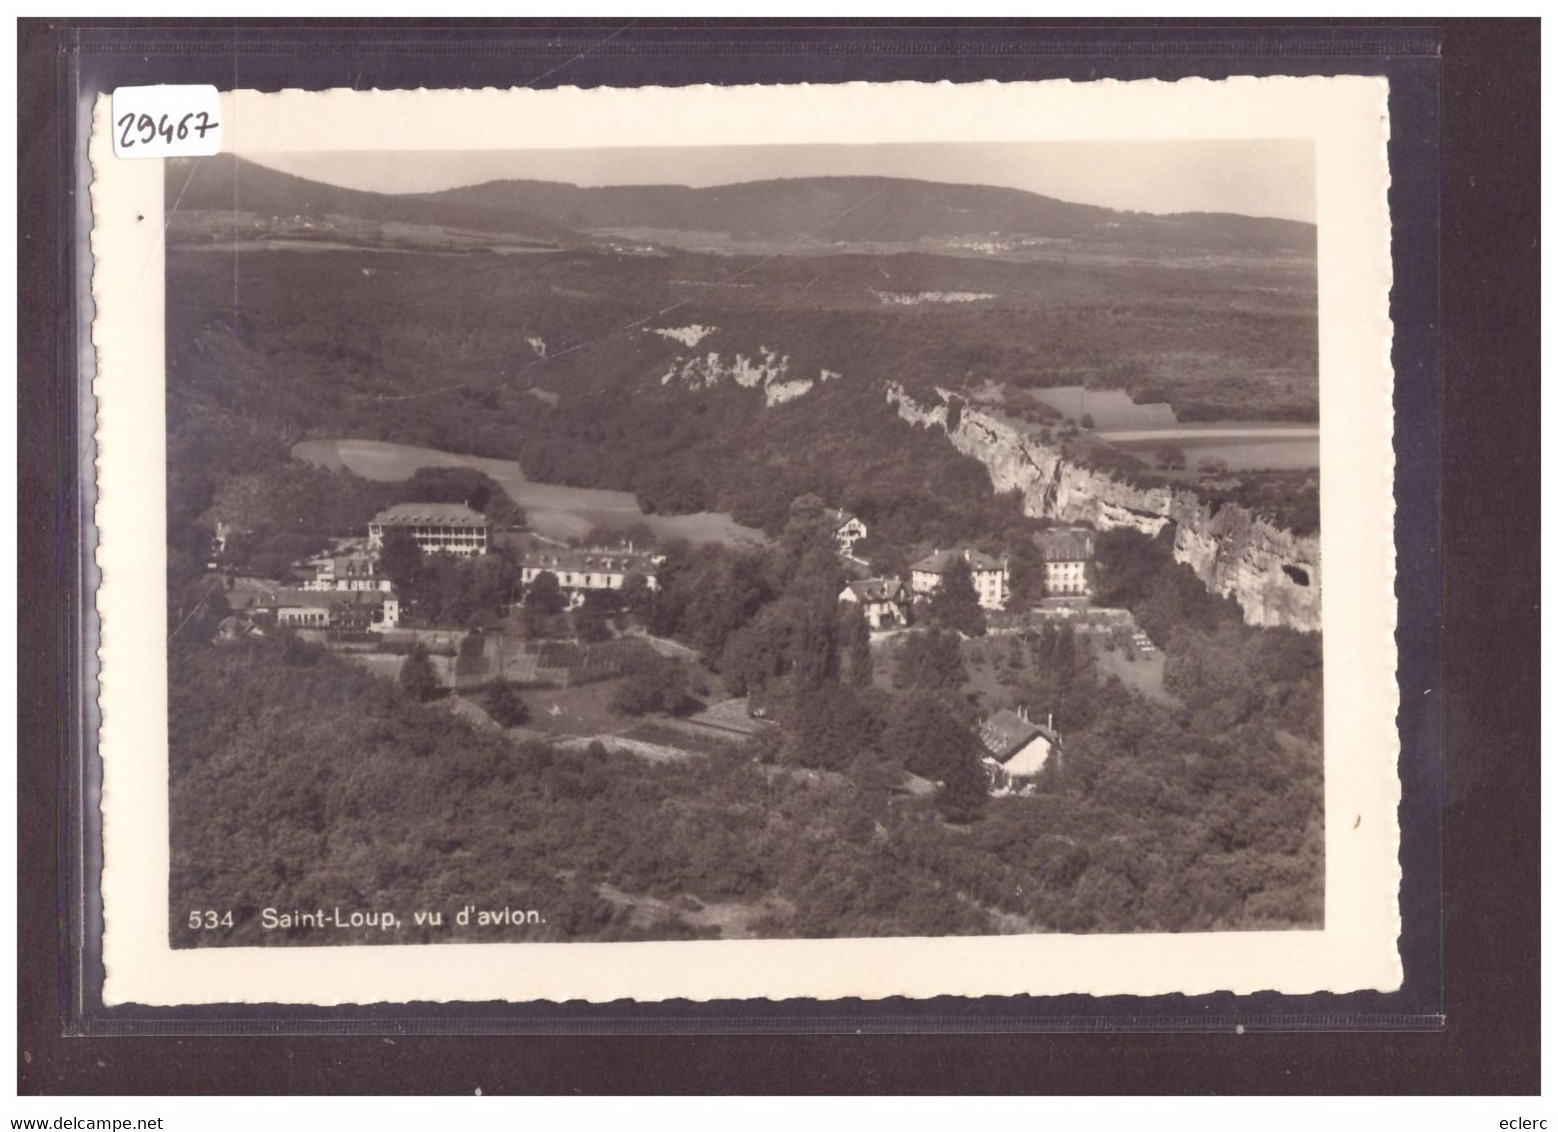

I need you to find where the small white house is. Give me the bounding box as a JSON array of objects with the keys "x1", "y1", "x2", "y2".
[
  {"x1": 833, "y1": 510, "x2": 868, "y2": 557},
  {"x1": 978, "y1": 706, "x2": 1057, "y2": 786}
]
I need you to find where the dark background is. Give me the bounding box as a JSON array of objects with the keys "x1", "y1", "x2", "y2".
[{"x1": 17, "y1": 18, "x2": 1538, "y2": 1093}]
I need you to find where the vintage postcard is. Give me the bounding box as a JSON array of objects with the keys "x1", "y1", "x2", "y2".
[{"x1": 92, "y1": 77, "x2": 1399, "y2": 1005}]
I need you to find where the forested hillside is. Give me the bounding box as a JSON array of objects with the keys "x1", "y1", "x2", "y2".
[{"x1": 167, "y1": 155, "x2": 574, "y2": 244}]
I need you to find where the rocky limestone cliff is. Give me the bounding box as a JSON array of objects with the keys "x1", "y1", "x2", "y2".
[
  {"x1": 650, "y1": 324, "x2": 717, "y2": 348},
  {"x1": 660, "y1": 348, "x2": 838, "y2": 408},
  {"x1": 886, "y1": 384, "x2": 1321, "y2": 632}
]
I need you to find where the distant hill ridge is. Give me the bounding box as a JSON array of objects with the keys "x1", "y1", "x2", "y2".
[
  {"x1": 166, "y1": 154, "x2": 577, "y2": 244},
  {"x1": 169, "y1": 156, "x2": 1315, "y2": 255},
  {"x1": 416, "y1": 174, "x2": 1317, "y2": 254}
]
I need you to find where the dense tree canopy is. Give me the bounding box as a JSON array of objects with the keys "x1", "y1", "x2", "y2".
[
  {"x1": 896, "y1": 629, "x2": 968, "y2": 697},
  {"x1": 612, "y1": 656, "x2": 691, "y2": 716},
  {"x1": 398, "y1": 645, "x2": 438, "y2": 701},
  {"x1": 378, "y1": 528, "x2": 422, "y2": 595},
  {"x1": 485, "y1": 679, "x2": 530, "y2": 727},
  {"x1": 398, "y1": 466, "x2": 526, "y2": 528},
  {"x1": 928, "y1": 557, "x2": 987, "y2": 637}
]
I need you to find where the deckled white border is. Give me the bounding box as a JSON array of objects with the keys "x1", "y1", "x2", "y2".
[{"x1": 94, "y1": 78, "x2": 1398, "y2": 1005}]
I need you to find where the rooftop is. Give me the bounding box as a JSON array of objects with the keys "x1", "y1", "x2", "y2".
[
  {"x1": 323, "y1": 555, "x2": 380, "y2": 573},
  {"x1": 245, "y1": 587, "x2": 332, "y2": 609},
  {"x1": 1035, "y1": 530, "x2": 1094, "y2": 562},
  {"x1": 372, "y1": 502, "x2": 488, "y2": 527},
  {"x1": 520, "y1": 546, "x2": 659, "y2": 574},
  {"x1": 912, "y1": 547, "x2": 1005, "y2": 574},
  {"x1": 330, "y1": 589, "x2": 397, "y2": 607},
  {"x1": 842, "y1": 577, "x2": 904, "y2": 603},
  {"x1": 247, "y1": 587, "x2": 394, "y2": 610},
  {"x1": 978, "y1": 707, "x2": 1055, "y2": 763}
]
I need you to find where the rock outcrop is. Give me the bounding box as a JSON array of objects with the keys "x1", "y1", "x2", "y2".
[
  {"x1": 649, "y1": 324, "x2": 716, "y2": 348},
  {"x1": 872, "y1": 291, "x2": 996, "y2": 305},
  {"x1": 886, "y1": 384, "x2": 1321, "y2": 632},
  {"x1": 660, "y1": 348, "x2": 838, "y2": 408}
]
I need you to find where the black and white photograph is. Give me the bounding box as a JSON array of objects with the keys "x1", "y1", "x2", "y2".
[
  {"x1": 91, "y1": 79, "x2": 1398, "y2": 1003},
  {"x1": 161, "y1": 135, "x2": 1327, "y2": 947}
]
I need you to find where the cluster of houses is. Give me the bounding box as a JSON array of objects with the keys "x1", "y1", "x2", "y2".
[
  {"x1": 221, "y1": 490, "x2": 1075, "y2": 798},
  {"x1": 224, "y1": 502, "x2": 497, "y2": 636},
  {"x1": 238, "y1": 585, "x2": 402, "y2": 633},
  {"x1": 830, "y1": 514, "x2": 1086, "y2": 794},
  {"x1": 236, "y1": 539, "x2": 408, "y2": 634},
  {"x1": 838, "y1": 547, "x2": 1011, "y2": 630},
  {"x1": 219, "y1": 494, "x2": 682, "y2": 636},
  {"x1": 910, "y1": 547, "x2": 1012, "y2": 610},
  {"x1": 833, "y1": 515, "x2": 1096, "y2": 632}
]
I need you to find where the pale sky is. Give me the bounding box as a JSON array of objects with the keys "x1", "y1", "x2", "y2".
[{"x1": 247, "y1": 139, "x2": 1316, "y2": 224}]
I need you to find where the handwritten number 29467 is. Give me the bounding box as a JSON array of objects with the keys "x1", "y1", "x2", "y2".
[{"x1": 116, "y1": 110, "x2": 219, "y2": 150}]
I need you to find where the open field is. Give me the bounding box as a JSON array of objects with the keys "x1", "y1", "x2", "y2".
[
  {"x1": 1026, "y1": 385, "x2": 1319, "y2": 470},
  {"x1": 1026, "y1": 385, "x2": 1179, "y2": 429},
  {"x1": 1103, "y1": 431, "x2": 1318, "y2": 472},
  {"x1": 292, "y1": 437, "x2": 768, "y2": 547},
  {"x1": 507, "y1": 681, "x2": 625, "y2": 738},
  {"x1": 1094, "y1": 646, "x2": 1181, "y2": 708}
]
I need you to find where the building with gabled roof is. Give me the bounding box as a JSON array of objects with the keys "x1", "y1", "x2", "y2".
[
  {"x1": 368, "y1": 502, "x2": 488, "y2": 558},
  {"x1": 243, "y1": 585, "x2": 399, "y2": 631},
  {"x1": 304, "y1": 553, "x2": 393, "y2": 593},
  {"x1": 328, "y1": 589, "x2": 402, "y2": 632},
  {"x1": 978, "y1": 706, "x2": 1056, "y2": 781},
  {"x1": 910, "y1": 547, "x2": 1010, "y2": 610},
  {"x1": 832, "y1": 509, "x2": 868, "y2": 557},
  {"x1": 838, "y1": 576, "x2": 908, "y2": 630},
  {"x1": 519, "y1": 544, "x2": 662, "y2": 608},
  {"x1": 243, "y1": 586, "x2": 333, "y2": 628}
]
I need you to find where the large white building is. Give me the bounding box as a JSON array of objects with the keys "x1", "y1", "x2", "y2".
[
  {"x1": 1035, "y1": 529, "x2": 1094, "y2": 597},
  {"x1": 910, "y1": 547, "x2": 1010, "y2": 611},
  {"x1": 368, "y1": 503, "x2": 489, "y2": 558},
  {"x1": 520, "y1": 545, "x2": 661, "y2": 607}
]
